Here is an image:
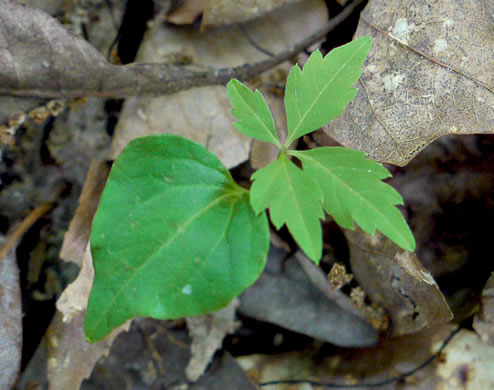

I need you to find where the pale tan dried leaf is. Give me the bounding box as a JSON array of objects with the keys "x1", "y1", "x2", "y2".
[
  {"x1": 345, "y1": 228, "x2": 452, "y2": 336},
  {"x1": 324, "y1": 0, "x2": 494, "y2": 166},
  {"x1": 110, "y1": 0, "x2": 327, "y2": 168},
  {"x1": 0, "y1": 237, "x2": 22, "y2": 390},
  {"x1": 56, "y1": 246, "x2": 94, "y2": 323},
  {"x1": 59, "y1": 160, "x2": 110, "y2": 266},
  {"x1": 202, "y1": 0, "x2": 300, "y2": 28},
  {"x1": 51, "y1": 246, "x2": 130, "y2": 389},
  {"x1": 167, "y1": 0, "x2": 207, "y2": 24},
  {"x1": 185, "y1": 299, "x2": 239, "y2": 381}
]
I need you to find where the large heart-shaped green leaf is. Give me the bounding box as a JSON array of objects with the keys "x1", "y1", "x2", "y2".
[{"x1": 85, "y1": 135, "x2": 269, "y2": 342}]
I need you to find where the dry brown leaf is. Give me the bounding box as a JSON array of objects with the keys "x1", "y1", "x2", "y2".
[
  {"x1": 0, "y1": 237, "x2": 22, "y2": 390},
  {"x1": 167, "y1": 0, "x2": 207, "y2": 24},
  {"x1": 185, "y1": 299, "x2": 240, "y2": 381},
  {"x1": 110, "y1": 0, "x2": 328, "y2": 168},
  {"x1": 59, "y1": 160, "x2": 110, "y2": 266},
  {"x1": 324, "y1": 0, "x2": 493, "y2": 166},
  {"x1": 202, "y1": 0, "x2": 301, "y2": 28},
  {"x1": 345, "y1": 228, "x2": 452, "y2": 336},
  {"x1": 50, "y1": 246, "x2": 130, "y2": 390},
  {"x1": 473, "y1": 273, "x2": 494, "y2": 346}
]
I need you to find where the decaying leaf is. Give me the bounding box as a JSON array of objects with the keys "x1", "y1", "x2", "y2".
[
  {"x1": 168, "y1": 0, "x2": 305, "y2": 29},
  {"x1": 239, "y1": 247, "x2": 378, "y2": 347},
  {"x1": 324, "y1": 0, "x2": 494, "y2": 166},
  {"x1": 345, "y1": 228, "x2": 452, "y2": 336},
  {"x1": 202, "y1": 0, "x2": 301, "y2": 28},
  {"x1": 56, "y1": 247, "x2": 94, "y2": 324},
  {"x1": 0, "y1": 237, "x2": 22, "y2": 390},
  {"x1": 473, "y1": 273, "x2": 494, "y2": 346},
  {"x1": 110, "y1": 0, "x2": 328, "y2": 168},
  {"x1": 59, "y1": 160, "x2": 110, "y2": 266},
  {"x1": 185, "y1": 299, "x2": 240, "y2": 381},
  {"x1": 166, "y1": 0, "x2": 207, "y2": 25},
  {"x1": 49, "y1": 247, "x2": 130, "y2": 390}
]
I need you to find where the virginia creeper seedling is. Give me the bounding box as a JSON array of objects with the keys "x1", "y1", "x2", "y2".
[{"x1": 84, "y1": 36, "x2": 415, "y2": 342}]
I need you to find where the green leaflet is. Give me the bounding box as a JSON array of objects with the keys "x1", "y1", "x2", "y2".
[
  {"x1": 227, "y1": 79, "x2": 282, "y2": 148},
  {"x1": 289, "y1": 148, "x2": 415, "y2": 252},
  {"x1": 85, "y1": 135, "x2": 269, "y2": 342},
  {"x1": 284, "y1": 36, "x2": 372, "y2": 147},
  {"x1": 250, "y1": 153, "x2": 324, "y2": 262}
]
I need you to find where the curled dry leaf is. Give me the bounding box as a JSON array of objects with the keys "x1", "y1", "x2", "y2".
[
  {"x1": 0, "y1": 237, "x2": 22, "y2": 390},
  {"x1": 56, "y1": 247, "x2": 94, "y2": 323},
  {"x1": 110, "y1": 0, "x2": 327, "y2": 168},
  {"x1": 473, "y1": 273, "x2": 494, "y2": 346},
  {"x1": 324, "y1": 0, "x2": 494, "y2": 166},
  {"x1": 59, "y1": 159, "x2": 110, "y2": 266},
  {"x1": 185, "y1": 299, "x2": 240, "y2": 381},
  {"x1": 345, "y1": 228, "x2": 452, "y2": 336}
]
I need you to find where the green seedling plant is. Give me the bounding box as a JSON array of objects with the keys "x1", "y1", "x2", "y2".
[{"x1": 84, "y1": 36, "x2": 415, "y2": 342}]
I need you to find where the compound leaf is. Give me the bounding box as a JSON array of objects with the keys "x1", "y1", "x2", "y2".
[
  {"x1": 250, "y1": 153, "x2": 324, "y2": 262},
  {"x1": 284, "y1": 36, "x2": 372, "y2": 147},
  {"x1": 289, "y1": 147, "x2": 415, "y2": 252},
  {"x1": 227, "y1": 79, "x2": 282, "y2": 148},
  {"x1": 85, "y1": 135, "x2": 269, "y2": 342}
]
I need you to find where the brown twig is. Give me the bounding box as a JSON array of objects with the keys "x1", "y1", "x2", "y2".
[
  {"x1": 0, "y1": 202, "x2": 54, "y2": 263},
  {"x1": 0, "y1": 0, "x2": 365, "y2": 99}
]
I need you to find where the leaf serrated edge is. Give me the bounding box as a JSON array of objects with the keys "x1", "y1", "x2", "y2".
[
  {"x1": 227, "y1": 79, "x2": 282, "y2": 148},
  {"x1": 288, "y1": 148, "x2": 415, "y2": 252}
]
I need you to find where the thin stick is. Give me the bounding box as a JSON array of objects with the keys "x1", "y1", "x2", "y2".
[
  {"x1": 0, "y1": 0, "x2": 365, "y2": 99},
  {"x1": 0, "y1": 202, "x2": 53, "y2": 263}
]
